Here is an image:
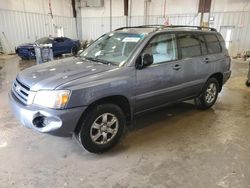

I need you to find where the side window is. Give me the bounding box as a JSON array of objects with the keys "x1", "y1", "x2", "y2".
[
  {"x1": 178, "y1": 34, "x2": 202, "y2": 58},
  {"x1": 55, "y1": 38, "x2": 65, "y2": 43},
  {"x1": 204, "y1": 34, "x2": 222, "y2": 54},
  {"x1": 198, "y1": 35, "x2": 208, "y2": 55},
  {"x1": 142, "y1": 33, "x2": 177, "y2": 64},
  {"x1": 54, "y1": 38, "x2": 63, "y2": 43}
]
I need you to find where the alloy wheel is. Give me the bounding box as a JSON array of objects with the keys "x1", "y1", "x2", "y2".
[{"x1": 90, "y1": 113, "x2": 119, "y2": 145}]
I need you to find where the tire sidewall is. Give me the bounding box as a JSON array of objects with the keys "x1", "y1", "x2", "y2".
[
  {"x1": 79, "y1": 104, "x2": 125, "y2": 153},
  {"x1": 71, "y1": 46, "x2": 78, "y2": 55},
  {"x1": 201, "y1": 78, "x2": 219, "y2": 108}
]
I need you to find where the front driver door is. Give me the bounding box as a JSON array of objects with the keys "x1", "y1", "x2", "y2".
[{"x1": 135, "y1": 33, "x2": 184, "y2": 113}]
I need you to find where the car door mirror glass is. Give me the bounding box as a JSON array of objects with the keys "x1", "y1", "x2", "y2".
[
  {"x1": 143, "y1": 54, "x2": 153, "y2": 67},
  {"x1": 136, "y1": 54, "x2": 153, "y2": 69}
]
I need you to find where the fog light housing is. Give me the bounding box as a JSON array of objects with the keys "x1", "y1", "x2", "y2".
[{"x1": 33, "y1": 116, "x2": 49, "y2": 128}]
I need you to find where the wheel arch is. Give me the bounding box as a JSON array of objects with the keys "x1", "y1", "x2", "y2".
[
  {"x1": 208, "y1": 72, "x2": 223, "y2": 92},
  {"x1": 74, "y1": 95, "x2": 132, "y2": 134}
]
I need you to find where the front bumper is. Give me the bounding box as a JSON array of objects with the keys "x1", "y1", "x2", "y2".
[
  {"x1": 223, "y1": 70, "x2": 231, "y2": 84},
  {"x1": 9, "y1": 91, "x2": 87, "y2": 137}
]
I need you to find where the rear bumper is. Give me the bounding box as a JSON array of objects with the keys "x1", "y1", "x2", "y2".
[
  {"x1": 223, "y1": 70, "x2": 231, "y2": 84},
  {"x1": 9, "y1": 91, "x2": 87, "y2": 137}
]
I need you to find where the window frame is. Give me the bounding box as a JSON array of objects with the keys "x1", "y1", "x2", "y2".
[
  {"x1": 198, "y1": 34, "x2": 208, "y2": 55},
  {"x1": 203, "y1": 34, "x2": 222, "y2": 55},
  {"x1": 138, "y1": 32, "x2": 179, "y2": 66},
  {"x1": 177, "y1": 32, "x2": 205, "y2": 59}
]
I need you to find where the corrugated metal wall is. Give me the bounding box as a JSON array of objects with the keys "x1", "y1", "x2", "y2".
[
  {"x1": 81, "y1": 16, "x2": 127, "y2": 40},
  {"x1": 81, "y1": 11, "x2": 250, "y2": 56},
  {"x1": 1, "y1": 8, "x2": 250, "y2": 56},
  {"x1": 81, "y1": 14, "x2": 201, "y2": 40},
  {"x1": 0, "y1": 9, "x2": 77, "y2": 53},
  {"x1": 210, "y1": 11, "x2": 250, "y2": 56}
]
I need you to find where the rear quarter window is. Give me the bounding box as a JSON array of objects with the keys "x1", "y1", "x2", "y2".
[
  {"x1": 204, "y1": 34, "x2": 222, "y2": 54},
  {"x1": 216, "y1": 33, "x2": 226, "y2": 49}
]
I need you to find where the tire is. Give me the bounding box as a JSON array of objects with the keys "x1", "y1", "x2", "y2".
[
  {"x1": 71, "y1": 46, "x2": 78, "y2": 56},
  {"x1": 195, "y1": 77, "x2": 219, "y2": 110},
  {"x1": 246, "y1": 80, "x2": 250, "y2": 87},
  {"x1": 78, "y1": 103, "x2": 125, "y2": 153}
]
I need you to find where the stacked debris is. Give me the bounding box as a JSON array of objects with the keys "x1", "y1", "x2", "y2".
[{"x1": 233, "y1": 51, "x2": 250, "y2": 61}]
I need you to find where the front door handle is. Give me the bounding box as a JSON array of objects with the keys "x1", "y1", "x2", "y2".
[
  {"x1": 204, "y1": 57, "x2": 209, "y2": 63},
  {"x1": 173, "y1": 64, "x2": 181, "y2": 70}
]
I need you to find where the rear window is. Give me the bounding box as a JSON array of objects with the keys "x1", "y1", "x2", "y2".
[
  {"x1": 204, "y1": 34, "x2": 222, "y2": 54},
  {"x1": 178, "y1": 34, "x2": 201, "y2": 58}
]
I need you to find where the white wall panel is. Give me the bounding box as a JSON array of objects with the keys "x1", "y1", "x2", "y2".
[
  {"x1": 0, "y1": 0, "x2": 73, "y2": 17},
  {"x1": 1, "y1": 9, "x2": 250, "y2": 56},
  {"x1": 0, "y1": 9, "x2": 77, "y2": 53},
  {"x1": 210, "y1": 11, "x2": 250, "y2": 55},
  {"x1": 81, "y1": 13, "x2": 201, "y2": 40}
]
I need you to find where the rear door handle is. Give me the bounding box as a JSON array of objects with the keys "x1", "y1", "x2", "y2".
[
  {"x1": 204, "y1": 57, "x2": 209, "y2": 63},
  {"x1": 173, "y1": 64, "x2": 182, "y2": 70}
]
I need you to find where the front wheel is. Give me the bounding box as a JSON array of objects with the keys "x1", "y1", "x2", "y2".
[
  {"x1": 195, "y1": 78, "x2": 219, "y2": 110},
  {"x1": 71, "y1": 46, "x2": 78, "y2": 56},
  {"x1": 78, "y1": 103, "x2": 125, "y2": 153}
]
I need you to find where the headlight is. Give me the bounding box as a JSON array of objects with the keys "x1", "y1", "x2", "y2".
[{"x1": 33, "y1": 90, "x2": 70, "y2": 109}]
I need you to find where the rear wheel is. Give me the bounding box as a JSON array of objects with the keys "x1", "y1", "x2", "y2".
[
  {"x1": 195, "y1": 78, "x2": 219, "y2": 110},
  {"x1": 78, "y1": 103, "x2": 125, "y2": 153}
]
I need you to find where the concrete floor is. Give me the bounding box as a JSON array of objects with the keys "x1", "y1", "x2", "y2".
[{"x1": 0, "y1": 56, "x2": 250, "y2": 188}]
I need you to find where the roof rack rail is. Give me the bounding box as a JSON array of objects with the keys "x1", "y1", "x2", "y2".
[
  {"x1": 115, "y1": 25, "x2": 165, "y2": 31},
  {"x1": 115, "y1": 25, "x2": 217, "y2": 32},
  {"x1": 164, "y1": 25, "x2": 217, "y2": 31}
]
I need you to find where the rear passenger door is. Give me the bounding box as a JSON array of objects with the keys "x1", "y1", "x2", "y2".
[
  {"x1": 202, "y1": 34, "x2": 223, "y2": 80},
  {"x1": 176, "y1": 33, "x2": 206, "y2": 97}
]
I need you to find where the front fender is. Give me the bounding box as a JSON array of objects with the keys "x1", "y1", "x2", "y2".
[{"x1": 61, "y1": 67, "x2": 135, "y2": 108}]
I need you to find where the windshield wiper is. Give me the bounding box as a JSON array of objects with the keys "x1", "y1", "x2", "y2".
[
  {"x1": 84, "y1": 56, "x2": 100, "y2": 62},
  {"x1": 83, "y1": 57, "x2": 117, "y2": 66}
]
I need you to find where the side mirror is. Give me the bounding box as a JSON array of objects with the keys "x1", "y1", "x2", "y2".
[{"x1": 136, "y1": 54, "x2": 153, "y2": 69}]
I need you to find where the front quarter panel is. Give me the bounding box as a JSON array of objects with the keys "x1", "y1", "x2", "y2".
[{"x1": 58, "y1": 67, "x2": 135, "y2": 108}]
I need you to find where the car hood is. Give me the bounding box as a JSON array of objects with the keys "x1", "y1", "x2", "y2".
[
  {"x1": 17, "y1": 57, "x2": 117, "y2": 91},
  {"x1": 17, "y1": 43, "x2": 34, "y2": 49}
]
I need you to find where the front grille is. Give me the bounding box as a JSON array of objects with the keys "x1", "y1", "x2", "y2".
[{"x1": 12, "y1": 78, "x2": 30, "y2": 105}]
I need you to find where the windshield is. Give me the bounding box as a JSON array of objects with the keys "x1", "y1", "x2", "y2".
[
  {"x1": 81, "y1": 32, "x2": 145, "y2": 66},
  {"x1": 36, "y1": 37, "x2": 53, "y2": 44}
]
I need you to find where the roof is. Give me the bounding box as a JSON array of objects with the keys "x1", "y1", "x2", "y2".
[{"x1": 115, "y1": 25, "x2": 217, "y2": 34}]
